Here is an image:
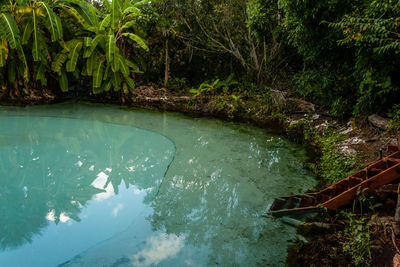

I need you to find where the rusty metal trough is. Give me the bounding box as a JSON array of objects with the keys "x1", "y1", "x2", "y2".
[{"x1": 268, "y1": 138, "x2": 400, "y2": 217}]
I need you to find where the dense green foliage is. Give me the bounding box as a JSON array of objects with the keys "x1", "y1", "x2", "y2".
[
  {"x1": 0, "y1": 0, "x2": 399, "y2": 115},
  {"x1": 0, "y1": 0, "x2": 149, "y2": 96}
]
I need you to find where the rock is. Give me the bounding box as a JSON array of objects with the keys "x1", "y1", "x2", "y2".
[
  {"x1": 341, "y1": 136, "x2": 365, "y2": 146},
  {"x1": 270, "y1": 89, "x2": 287, "y2": 105},
  {"x1": 288, "y1": 119, "x2": 305, "y2": 127},
  {"x1": 337, "y1": 145, "x2": 357, "y2": 155},
  {"x1": 288, "y1": 98, "x2": 316, "y2": 113},
  {"x1": 339, "y1": 126, "x2": 353, "y2": 135},
  {"x1": 368, "y1": 114, "x2": 389, "y2": 130},
  {"x1": 311, "y1": 114, "x2": 320, "y2": 120}
]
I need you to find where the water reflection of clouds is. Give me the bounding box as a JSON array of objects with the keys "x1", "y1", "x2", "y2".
[
  {"x1": 91, "y1": 171, "x2": 115, "y2": 201},
  {"x1": 130, "y1": 233, "x2": 185, "y2": 266},
  {"x1": 46, "y1": 210, "x2": 71, "y2": 224}
]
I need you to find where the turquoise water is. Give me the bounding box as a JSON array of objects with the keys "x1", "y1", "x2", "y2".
[{"x1": 0, "y1": 103, "x2": 316, "y2": 266}]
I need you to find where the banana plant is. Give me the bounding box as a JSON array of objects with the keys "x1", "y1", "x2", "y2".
[
  {"x1": 0, "y1": 0, "x2": 97, "y2": 90},
  {"x1": 81, "y1": 0, "x2": 150, "y2": 94}
]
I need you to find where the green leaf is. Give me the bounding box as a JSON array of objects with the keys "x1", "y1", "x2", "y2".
[
  {"x1": 85, "y1": 34, "x2": 103, "y2": 58},
  {"x1": 112, "y1": 72, "x2": 121, "y2": 91},
  {"x1": 39, "y1": 2, "x2": 59, "y2": 41},
  {"x1": 35, "y1": 63, "x2": 47, "y2": 86},
  {"x1": 124, "y1": 76, "x2": 135, "y2": 90},
  {"x1": 133, "y1": 0, "x2": 151, "y2": 8},
  {"x1": 86, "y1": 53, "x2": 96, "y2": 76},
  {"x1": 120, "y1": 20, "x2": 137, "y2": 31},
  {"x1": 84, "y1": 37, "x2": 92, "y2": 47},
  {"x1": 21, "y1": 23, "x2": 33, "y2": 45},
  {"x1": 52, "y1": 52, "x2": 68, "y2": 72},
  {"x1": 59, "y1": 71, "x2": 68, "y2": 92},
  {"x1": 0, "y1": 13, "x2": 20, "y2": 49},
  {"x1": 99, "y1": 14, "x2": 110, "y2": 33},
  {"x1": 104, "y1": 64, "x2": 110, "y2": 80},
  {"x1": 54, "y1": 14, "x2": 63, "y2": 39},
  {"x1": 119, "y1": 56, "x2": 129, "y2": 77},
  {"x1": 111, "y1": 0, "x2": 120, "y2": 30},
  {"x1": 125, "y1": 58, "x2": 139, "y2": 71},
  {"x1": 122, "y1": 33, "x2": 149, "y2": 51},
  {"x1": 112, "y1": 46, "x2": 120, "y2": 72},
  {"x1": 61, "y1": 5, "x2": 87, "y2": 27},
  {"x1": 16, "y1": 45, "x2": 29, "y2": 81},
  {"x1": 106, "y1": 34, "x2": 115, "y2": 63},
  {"x1": 93, "y1": 58, "x2": 104, "y2": 88},
  {"x1": 32, "y1": 9, "x2": 40, "y2": 61},
  {"x1": 66, "y1": 42, "x2": 82, "y2": 72},
  {"x1": 101, "y1": 79, "x2": 112, "y2": 93},
  {"x1": 123, "y1": 7, "x2": 141, "y2": 15}
]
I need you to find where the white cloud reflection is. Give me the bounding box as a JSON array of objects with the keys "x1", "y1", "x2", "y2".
[
  {"x1": 130, "y1": 233, "x2": 185, "y2": 266},
  {"x1": 112, "y1": 203, "x2": 124, "y2": 217},
  {"x1": 91, "y1": 171, "x2": 115, "y2": 201}
]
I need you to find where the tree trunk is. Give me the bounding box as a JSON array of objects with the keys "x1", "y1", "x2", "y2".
[{"x1": 164, "y1": 37, "x2": 169, "y2": 88}]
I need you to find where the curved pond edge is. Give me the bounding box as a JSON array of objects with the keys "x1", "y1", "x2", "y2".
[
  {"x1": 3, "y1": 93, "x2": 393, "y2": 266},
  {"x1": 2, "y1": 114, "x2": 178, "y2": 200}
]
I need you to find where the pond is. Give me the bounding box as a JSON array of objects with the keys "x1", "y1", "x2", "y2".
[{"x1": 0, "y1": 102, "x2": 316, "y2": 267}]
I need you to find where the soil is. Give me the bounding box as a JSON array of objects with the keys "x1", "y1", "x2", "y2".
[{"x1": 2, "y1": 84, "x2": 400, "y2": 266}]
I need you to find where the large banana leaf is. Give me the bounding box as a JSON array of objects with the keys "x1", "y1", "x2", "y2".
[
  {"x1": 119, "y1": 56, "x2": 129, "y2": 77},
  {"x1": 0, "y1": 13, "x2": 20, "y2": 49},
  {"x1": 86, "y1": 53, "x2": 96, "y2": 76},
  {"x1": 54, "y1": 14, "x2": 63, "y2": 39},
  {"x1": 111, "y1": 0, "x2": 121, "y2": 30},
  {"x1": 59, "y1": 70, "x2": 68, "y2": 92},
  {"x1": 35, "y1": 63, "x2": 47, "y2": 86},
  {"x1": 16, "y1": 45, "x2": 29, "y2": 81},
  {"x1": 120, "y1": 20, "x2": 137, "y2": 31},
  {"x1": 84, "y1": 34, "x2": 103, "y2": 58},
  {"x1": 39, "y1": 2, "x2": 59, "y2": 41},
  {"x1": 21, "y1": 23, "x2": 33, "y2": 45},
  {"x1": 99, "y1": 15, "x2": 110, "y2": 33},
  {"x1": 106, "y1": 34, "x2": 115, "y2": 63},
  {"x1": 66, "y1": 41, "x2": 82, "y2": 72},
  {"x1": 93, "y1": 58, "x2": 104, "y2": 88},
  {"x1": 123, "y1": 7, "x2": 141, "y2": 15},
  {"x1": 112, "y1": 71, "x2": 121, "y2": 91},
  {"x1": 122, "y1": 33, "x2": 148, "y2": 51},
  {"x1": 52, "y1": 52, "x2": 68, "y2": 72},
  {"x1": 124, "y1": 75, "x2": 135, "y2": 90},
  {"x1": 32, "y1": 9, "x2": 40, "y2": 61},
  {"x1": 112, "y1": 44, "x2": 120, "y2": 72}
]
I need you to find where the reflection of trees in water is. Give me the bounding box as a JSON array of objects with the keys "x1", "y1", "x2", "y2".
[
  {"x1": 147, "y1": 138, "x2": 307, "y2": 266},
  {"x1": 0, "y1": 117, "x2": 174, "y2": 251}
]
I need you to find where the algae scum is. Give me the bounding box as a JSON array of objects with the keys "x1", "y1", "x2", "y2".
[{"x1": 0, "y1": 103, "x2": 315, "y2": 266}]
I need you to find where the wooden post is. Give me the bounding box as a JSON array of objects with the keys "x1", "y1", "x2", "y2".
[
  {"x1": 164, "y1": 37, "x2": 169, "y2": 88},
  {"x1": 394, "y1": 183, "x2": 400, "y2": 235}
]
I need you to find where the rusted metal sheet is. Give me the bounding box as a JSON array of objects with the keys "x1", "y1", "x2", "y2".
[{"x1": 268, "y1": 139, "x2": 400, "y2": 217}]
